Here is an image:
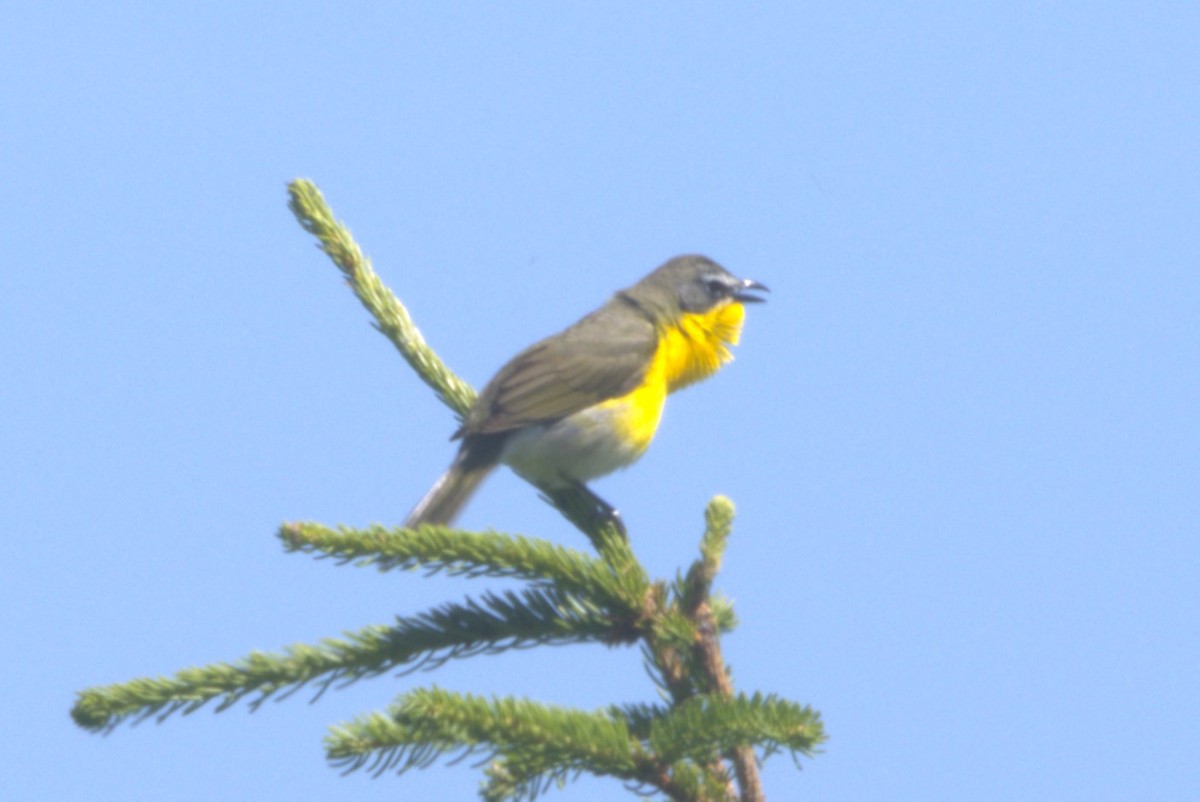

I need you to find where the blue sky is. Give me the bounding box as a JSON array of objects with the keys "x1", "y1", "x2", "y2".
[{"x1": 4, "y1": 4, "x2": 1197, "y2": 800}]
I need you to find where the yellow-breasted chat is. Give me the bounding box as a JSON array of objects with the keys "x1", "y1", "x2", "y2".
[{"x1": 404, "y1": 254, "x2": 767, "y2": 531}]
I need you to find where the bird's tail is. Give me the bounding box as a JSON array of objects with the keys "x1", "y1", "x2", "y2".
[{"x1": 403, "y1": 461, "x2": 496, "y2": 528}]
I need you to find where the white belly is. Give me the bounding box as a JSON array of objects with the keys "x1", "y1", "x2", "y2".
[{"x1": 500, "y1": 402, "x2": 653, "y2": 486}]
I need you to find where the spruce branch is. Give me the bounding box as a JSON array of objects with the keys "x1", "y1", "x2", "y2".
[
  {"x1": 287, "y1": 178, "x2": 474, "y2": 417},
  {"x1": 72, "y1": 587, "x2": 622, "y2": 733},
  {"x1": 642, "y1": 501, "x2": 741, "y2": 706},
  {"x1": 689, "y1": 521, "x2": 767, "y2": 802},
  {"x1": 329, "y1": 688, "x2": 712, "y2": 801},
  {"x1": 327, "y1": 689, "x2": 638, "y2": 777},
  {"x1": 324, "y1": 687, "x2": 820, "y2": 801},
  {"x1": 682, "y1": 497, "x2": 735, "y2": 615},
  {"x1": 649, "y1": 693, "x2": 823, "y2": 766},
  {"x1": 632, "y1": 499, "x2": 790, "y2": 802},
  {"x1": 279, "y1": 521, "x2": 647, "y2": 613}
]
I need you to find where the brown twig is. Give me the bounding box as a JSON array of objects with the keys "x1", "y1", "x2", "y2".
[{"x1": 694, "y1": 602, "x2": 764, "y2": 802}]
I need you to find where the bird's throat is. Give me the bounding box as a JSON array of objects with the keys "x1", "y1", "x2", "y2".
[{"x1": 656, "y1": 300, "x2": 746, "y2": 393}]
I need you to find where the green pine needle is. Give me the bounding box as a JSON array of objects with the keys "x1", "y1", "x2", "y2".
[
  {"x1": 279, "y1": 521, "x2": 646, "y2": 612},
  {"x1": 72, "y1": 587, "x2": 622, "y2": 732},
  {"x1": 327, "y1": 688, "x2": 639, "y2": 779},
  {"x1": 287, "y1": 179, "x2": 475, "y2": 417},
  {"x1": 649, "y1": 692, "x2": 825, "y2": 764}
]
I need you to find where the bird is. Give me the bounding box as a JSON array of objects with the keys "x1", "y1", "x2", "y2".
[{"x1": 404, "y1": 254, "x2": 767, "y2": 532}]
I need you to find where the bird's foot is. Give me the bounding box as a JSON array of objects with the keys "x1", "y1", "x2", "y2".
[
  {"x1": 576, "y1": 483, "x2": 627, "y2": 539},
  {"x1": 542, "y1": 479, "x2": 627, "y2": 540}
]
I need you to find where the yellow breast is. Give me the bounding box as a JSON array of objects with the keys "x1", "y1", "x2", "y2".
[{"x1": 596, "y1": 299, "x2": 747, "y2": 455}]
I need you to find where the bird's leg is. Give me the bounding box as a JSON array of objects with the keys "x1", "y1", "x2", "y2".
[
  {"x1": 574, "y1": 482, "x2": 627, "y2": 539},
  {"x1": 541, "y1": 479, "x2": 627, "y2": 539}
]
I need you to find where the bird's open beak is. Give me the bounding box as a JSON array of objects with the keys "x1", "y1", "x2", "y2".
[{"x1": 733, "y1": 278, "x2": 769, "y2": 303}]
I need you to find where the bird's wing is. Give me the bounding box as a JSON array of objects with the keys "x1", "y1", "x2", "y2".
[{"x1": 459, "y1": 299, "x2": 657, "y2": 436}]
